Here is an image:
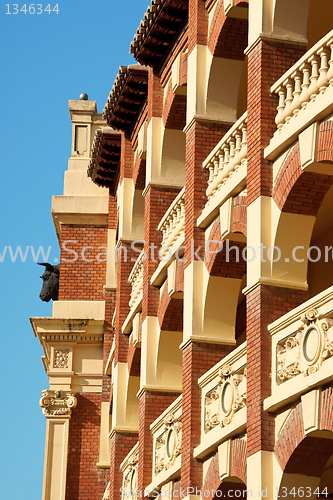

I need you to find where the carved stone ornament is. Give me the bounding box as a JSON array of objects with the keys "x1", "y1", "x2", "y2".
[
  {"x1": 39, "y1": 389, "x2": 77, "y2": 417},
  {"x1": 54, "y1": 349, "x2": 69, "y2": 369},
  {"x1": 205, "y1": 364, "x2": 247, "y2": 433},
  {"x1": 123, "y1": 454, "x2": 138, "y2": 499},
  {"x1": 154, "y1": 412, "x2": 182, "y2": 475},
  {"x1": 277, "y1": 308, "x2": 333, "y2": 384}
]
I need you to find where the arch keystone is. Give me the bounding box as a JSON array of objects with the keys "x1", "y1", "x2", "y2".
[
  {"x1": 218, "y1": 439, "x2": 232, "y2": 480},
  {"x1": 301, "y1": 388, "x2": 321, "y2": 435}
]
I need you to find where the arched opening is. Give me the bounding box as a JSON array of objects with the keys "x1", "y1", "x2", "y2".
[
  {"x1": 271, "y1": 0, "x2": 333, "y2": 49},
  {"x1": 160, "y1": 127, "x2": 186, "y2": 187},
  {"x1": 277, "y1": 433, "x2": 333, "y2": 498},
  {"x1": 307, "y1": 183, "x2": 333, "y2": 298}
]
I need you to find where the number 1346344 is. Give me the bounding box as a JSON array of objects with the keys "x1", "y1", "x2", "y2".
[{"x1": 6, "y1": 4, "x2": 59, "y2": 14}]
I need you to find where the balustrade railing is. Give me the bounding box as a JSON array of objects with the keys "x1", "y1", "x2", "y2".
[
  {"x1": 272, "y1": 30, "x2": 333, "y2": 133},
  {"x1": 128, "y1": 251, "x2": 144, "y2": 309},
  {"x1": 158, "y1": 188, "x2": 185, "y2": 257},
  {"x1": 204, "y1": 112, "x2": 247, "y2": 201}
]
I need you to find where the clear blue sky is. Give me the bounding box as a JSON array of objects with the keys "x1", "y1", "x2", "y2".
[{"x1": 0, "y1": 1, "x2": 148, "y2": 497}]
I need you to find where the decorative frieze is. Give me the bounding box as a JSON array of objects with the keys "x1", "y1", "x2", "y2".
[
  {"x1": 277, "y1": 308, "x2": 333, "y2": 384},
  {"x1": 154, "y1": 413, "x2": 182, "y2": 475},
  {"x1": 205, "y1": 364, "x2": 247, "y2": 433},
  {"x1": 53, "y1": 349, "x2": 69, "y2": 369},
  {"x1": 39, "y1": 389, "x2": 77, "y2": 417}
]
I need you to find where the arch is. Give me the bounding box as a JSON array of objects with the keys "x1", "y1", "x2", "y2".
[
  {"x1": 128, "y1": 337, "x2": 141, "y2": 377},
  {"x1": 201, "y1": 214, "x2": 247, "y2": 343},
  {"x1": 275, "y1": 388, "x2": 333, "y2": 486},
  {"x1": 272, "y1": 143, "x2": 333, "y2": 216},
  {"x1": 133, "y1": 155, "x2": 146, "y2": 190},
  {"x1": 202, "y1": 439, "x2": 247, "y2": 500},
  {"x1": 271, "y1": 128, "x2": 333, "y2": 288},
  {"x1": 271, "y1": 0, "x2": 333, "y2": 49},
  {"x1": 208, "y1": 2, "x2": 248, "y2": 59},
  {"x1": 162, "y1": 81, "x2": 186, "y2": 130},
  {"x1": 271, "y1": 0, "x2": 310, "y2": 44},
  {"x1": 160, "y1": 127, "x2": 186, "y2": 186},
  {"x1": 158, "y1": 283, "x2": 183, "y2": 332},
  {"x1": 205, "y1": 217, "x2": 247, "y2": 277},
  {"x1": 205, "y1": 1, "x2": 248, "y2": 122}
]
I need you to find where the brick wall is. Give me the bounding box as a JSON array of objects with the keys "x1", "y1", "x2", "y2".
[
  {"x1": 109, "y1": 433, "x2": 138, "y2": 500},
  {"x1": 275, "y1": 400, "x2": 333, "y2": 476},
  {"x1": 114, "y1": 243, "x2": 140, "y2": 365},
  {"x1": 59, "y1": 225, "x2": 107, "y2": 301},
  {"x1": 318, "y1": 120, "x2": 333, "y2": 162},
  {"x1": 272, "y1": 143, "x2": 333, "y2": 215},
  {"x1": 202, "y1": 443, "x2": 247, "y2": 499},
  {"x1": 148, "y1": 68, "x2": 163, "y2": 123},
  {"x1": 162, "y1": 81, "x2": 187, "y2": 130},
  {"x1": 232, "y1": 195, "x2": 247, "y2": 236},
  {"x1": 188, "y1": 0, "x2": 208, "y2": 53},
  {"x1": 208, "y1": 3, "x2": 248, "y2": 59},
  {"x1": 119, "y1": 133, "x2": 134, "y2": 184},
  {"x1": 66, "y1": 393, "x2": 108, "y2": 500},
  {"x1": 247, "y1": 40, "x2": 306, "y2": 205},
  {"x1": 184, "y1": 121, "x2": 228, "y2": 267},
  {"x1": 142, "y1": 187, "x2": 180, "y2": 322}
]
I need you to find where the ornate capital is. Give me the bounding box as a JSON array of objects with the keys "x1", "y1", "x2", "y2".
[{"x1": 39, "y1": 389, "x2": 77, "y2": 418}]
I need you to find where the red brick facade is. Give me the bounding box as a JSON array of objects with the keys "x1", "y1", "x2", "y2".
[
  {"x1": 38, "y1": 2, "x2": 333, "y2": 499},
  {"x1": 66, "y1": 393, "x2": 108, "y2": 500},
  {"x1": 246, "y1": 285, "x2": 307, "y2": 457},
  {"x1": 59, "y1": 225, "x2": 107, "y2": 301}
]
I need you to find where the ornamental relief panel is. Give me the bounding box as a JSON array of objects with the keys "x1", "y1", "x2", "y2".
[
  {"x1": 277, "y1": 308, "x2": 333, "y2": 384},
  {"x1": 205, "y1": 364, "x2": 247, "y2": 433},
  {"x1": 154, "y1": 413, "x2": 182, "y2": 476},
  {"x1": 123, "y1": 454, "x2": 138, "y2": 499},
  {"x1": 53, "y1": 349, "x2": 69, "y2": 369},
  {"x1": 39, "y1": 389, "x2": 77, "y2": 417}
]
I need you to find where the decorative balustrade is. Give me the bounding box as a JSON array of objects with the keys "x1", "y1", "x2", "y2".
[
  {"x1": 271, "y1": 30, "x2": 333, "y2": 133},
  {"x1": 151, "y1": 396, "x2": 182, "y2": 480},
  {"x1": 264, "y1": 285, "x2": 333, "y2": 412},
  {"x1": 158, "y1": 188, "x2": 185, "y2": 258},
  {"x1": 204, "y1": 112, "x2": 247, "y2": 201},
  {"x1": 121, "y1": 443, "x2": 139, "y2": 500},
  {"x1": 128, "y1": 251, "x2": 144, "y2": 309}
]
